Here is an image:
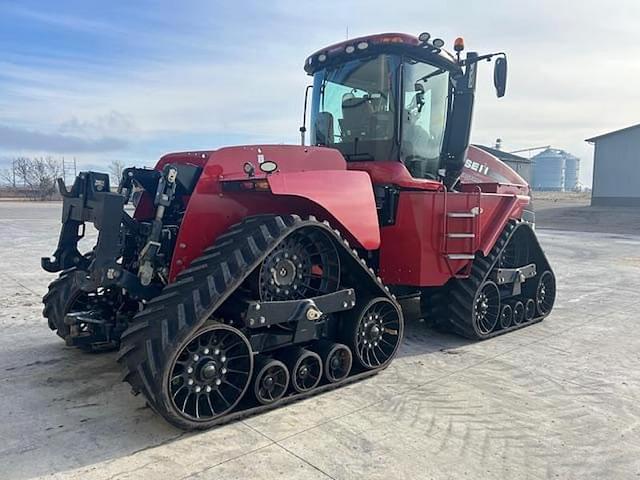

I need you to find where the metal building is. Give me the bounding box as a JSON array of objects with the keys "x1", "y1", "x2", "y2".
[
  {"x1": 474, "y1": 145, "x2": 532, "y2": 184},
  {"x1": 586, "y1": 123, "x2": 640, "y2": 206}
]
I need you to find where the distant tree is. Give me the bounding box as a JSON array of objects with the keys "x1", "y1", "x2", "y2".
[
  {"x1": 108, "y1": 159, "x2": 125, "y2": 188},
  {"x1": 1, "y1": 157, "x2": 62, "y2": 200}
]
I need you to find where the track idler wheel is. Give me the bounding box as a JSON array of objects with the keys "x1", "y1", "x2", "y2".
[
  {"x1": 253, "y1": 357, "x2": 289, "y2": 405},
  {"x1": 317, "y1": 341, "x2": 352, "y2": 383},
  {"x1": 472, "y1": 281, "x2": 501, "y2": 335},
  {"x1": 524, "y1": 298, "x2": 536, "y2": 322},
  {"x1": 284, "y1": 348, "x2": 322, "y2": 393},
  {"x1": 536, "y1": 271, "x2": 556, "y2": 316},
  {"x1": 512, "y1": 301, "x2": 525, "y2": 325},
  {"x1": 499, "y1": 304, "x2": 513, "y2": 329},
  {"x1": 345, "y1": 297, "x2": 403, "y2": 370},
  {"x1": 167, "y1": 323, "x2": 253, "y2": 422}
]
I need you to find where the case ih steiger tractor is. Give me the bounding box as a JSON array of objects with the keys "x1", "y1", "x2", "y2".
[{"x1": 42, "y1": 32, "x2": 555, "y2": 429}]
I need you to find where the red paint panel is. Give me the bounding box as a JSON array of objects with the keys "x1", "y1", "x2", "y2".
[
  {"x1": 348, "y1": 161, "x2": 442, "y2": 191},
  {"x1": 165, "y1": 145, "x2": 377, "y2": 281},
  {"x1": 379, "y1": 190, "x2": 529, "y2": 287},
  {"x1": 268, "y1": 170, "x2": 380, "y2": 250}
]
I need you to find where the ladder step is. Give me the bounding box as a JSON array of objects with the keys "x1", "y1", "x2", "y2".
[
  {"x1": 446, "y1": 254, "x2": 476, "y2": 260},
  {"x1": 447, "y1": 233, "x2": 475, "y2": 238},
  {"x1": 447, "y1": 212, "x2": 476, "y2": 218}
]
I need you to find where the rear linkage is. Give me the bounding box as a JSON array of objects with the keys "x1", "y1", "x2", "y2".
[{"x1": 41, "y1": 165, "x2": 197, "y2": 300}]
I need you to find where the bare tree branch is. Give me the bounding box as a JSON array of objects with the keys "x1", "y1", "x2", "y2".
[{"x1": 108, "y1": 159, "x2": 125, "y2": 187}]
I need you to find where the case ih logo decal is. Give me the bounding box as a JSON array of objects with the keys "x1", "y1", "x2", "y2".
[{"x1": 464, "y1": 159, "x2": 490, "y2": 176}]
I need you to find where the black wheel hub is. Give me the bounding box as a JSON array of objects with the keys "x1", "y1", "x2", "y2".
[
  {"x1": 473, "y1": 282, "x2": 500, "y2": 335},
  {"x1": 169, "y1": 324, "x2": 252, "y2": 421},
  {"x1": 254, "y1": 359, "x2": 289, "y2": 405},
  {"x1": 513, "y1": 301, "x2": 525, "y2": 325},
  {"x1": 353, "y1": 299, "x2": 402, "y2": 370},
  {"x1": 273, "y1": 258, "x2": 297, "y2": 286},
  {"x1": 536, "y1": 271, "x2": 556, "y2": 316},
  {"x1": 324, "y1": 344, "x2": 352, "y2": 383},
  {"x1": 499, "y1": 304, "x2": 513, "y2": 329},
  {"x1": 292, "y1": 351, "x2": 322, "y2": 392}
]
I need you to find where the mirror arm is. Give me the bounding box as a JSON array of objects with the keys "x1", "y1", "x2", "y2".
[{"x1": 461, "y1": 52, "x2": 506, "y2": 66}]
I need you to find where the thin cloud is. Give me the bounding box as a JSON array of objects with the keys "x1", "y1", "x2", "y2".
[{"x1": 0, "y1": 125, "x2": 128, "y2": 153}]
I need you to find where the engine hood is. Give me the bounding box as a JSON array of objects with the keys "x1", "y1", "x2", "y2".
[{"x1": 157, "y1": 145, "x2": 347, "y2": 182}]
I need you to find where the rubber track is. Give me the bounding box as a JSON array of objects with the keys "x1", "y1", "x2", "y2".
[
  {"x1": 42, "y1": 269, "x2": 78, "y2": 340},
  {"x1": 446, "y1": 220, "x2": 555, "y2": 340},
  {"x1": 117, "y1": 214, "x2": 401, "y2": 429}
]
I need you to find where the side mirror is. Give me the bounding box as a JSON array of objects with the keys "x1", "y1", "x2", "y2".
[{"x1": 494, "y1": 56, "x2": 507, "y2": 98}]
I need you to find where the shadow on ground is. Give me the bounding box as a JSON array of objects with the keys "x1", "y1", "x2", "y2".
[{"x1": 2, "y1": 317, "x2": 464, "y2": 479}]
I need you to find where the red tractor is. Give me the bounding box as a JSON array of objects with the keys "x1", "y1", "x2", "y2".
[{"x1": 42, "y1": 32, "x2": 555, "y2": 429}]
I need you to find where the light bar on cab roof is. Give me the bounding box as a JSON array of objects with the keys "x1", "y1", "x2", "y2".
[{"x1": 304, "y1": 32, "x2": 448, "y2": 72}]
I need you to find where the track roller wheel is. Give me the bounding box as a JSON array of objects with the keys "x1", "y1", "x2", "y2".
[
  {"x1": 346, "y1": 297, "x2": 403, "y2": 370},
  {"x1": 536, "y1": 271, "x2": 556, "y2": 316},
  {"x1": 253, "y1": 356, "x2": 289, "y2": 405},
  {"x1": 317, "y1": 341, "x2": 352, "y2": 383},
  {"x1": 524, "y1": 298, "x2": 536, "y2": 322},
  {"x1": 167, "y1": 323, "x2": 253, "y2": 425},
  {"x1": 284, "y1": 348, "x2": 322, "y2": 393},
  {"x1": 512, "y1": 301, "x2": 525, "y2": 325},
  {"x1": 499, "y1": 304, "x2": 513, "y2": 329},
  {"x1": 472, "y1": 281, "x2": 501, "y2": 336}
]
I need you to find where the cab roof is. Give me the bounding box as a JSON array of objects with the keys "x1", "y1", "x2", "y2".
[{"x1": 304, "y1": 32, "x2": 458, "y2": 74}]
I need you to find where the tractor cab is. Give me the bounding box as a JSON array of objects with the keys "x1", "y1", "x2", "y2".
[{"x1": 304, "y1": 32, "x2": 507, "y2": 189}]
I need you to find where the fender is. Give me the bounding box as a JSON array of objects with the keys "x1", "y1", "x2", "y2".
[
  {"x1": 267, "y1": 170, "x2": 380, "y2": 250},
  {"x1": 167, "y1": 162, "x2": 379, "y2": 281}
]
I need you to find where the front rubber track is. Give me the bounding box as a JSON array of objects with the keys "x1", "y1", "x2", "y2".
[
  {"x1": 447, "y1": 221, "x2": 555, "y2": 340},
  {"x1": 117, "y1": 214, "x2": 399, "y2": 430}
]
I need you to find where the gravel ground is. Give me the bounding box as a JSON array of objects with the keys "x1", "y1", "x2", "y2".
[{"x1": 1, "y1": 201, "x2": 639, "y2": 480}]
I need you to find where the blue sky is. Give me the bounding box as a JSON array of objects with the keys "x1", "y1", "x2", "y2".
[{"x1": 1, "y1": 0, "x2": 639, "y2": 186}]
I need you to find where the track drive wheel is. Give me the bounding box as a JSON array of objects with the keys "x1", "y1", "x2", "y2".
[
  {"x1": 285, "y1": 348, "x2": 323, "y2": 393},
  {"x1": 253, "y1": 357, "x2": 289, "y2": 405},
  {"x1": 472, "y1": 281, "x2": 501, "y2": 336},
  {"x1": 166, "y1": 322, "x2": 253, "y2": 426},
  {"x1": 317, "y1": 341, "x2": 352, "y2": 383},
  {"x1": 536, "y1": 271, "x2": 556, "y2": 316},
  {"x1": 345, "y1": 297, "x2": 403, "y2": 370},
  {"x1": 258, "y1": 228, "x2": 340, "y2": 301}
]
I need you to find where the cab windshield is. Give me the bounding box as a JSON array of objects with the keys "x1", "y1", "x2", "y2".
[{"x1": 310, "y1": 55, "x2": 450, "y2": 179}]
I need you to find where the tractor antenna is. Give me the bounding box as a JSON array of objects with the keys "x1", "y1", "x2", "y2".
[{"x1": 346, "y1": 26, "x2": 349, "y2": 40}]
